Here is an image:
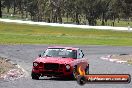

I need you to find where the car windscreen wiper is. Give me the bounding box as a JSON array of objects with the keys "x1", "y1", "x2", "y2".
[
  {"x1": 46, "y1": 55, "x2": 52, "y2": 57},
  {"x1": 62, "y1": 56, "x2": 67, "y2": 58}
]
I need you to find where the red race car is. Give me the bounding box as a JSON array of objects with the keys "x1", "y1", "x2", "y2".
[{"x1": 31, "y1": 46, "x2": 89, "y2": 80}]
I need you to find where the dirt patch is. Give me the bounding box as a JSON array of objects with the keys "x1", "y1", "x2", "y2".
[
  {"x1": 111, "y1": 54, "x2": 132, "y2": 65},
  {"x1": 0, "y1": 57, "x2": 25, "y2": 81},
  {"x1": 0, "y1": 57, "x2": 16, "y2": 75}
]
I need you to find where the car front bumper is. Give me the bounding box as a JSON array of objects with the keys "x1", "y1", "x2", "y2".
[{"x1": 32, "y1": 67, "x2": 73, "y2": 77}]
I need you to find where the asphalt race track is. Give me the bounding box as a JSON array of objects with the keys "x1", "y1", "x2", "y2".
[{"x1": 0, "y1": 45, "x2": 132, "y2": 88}]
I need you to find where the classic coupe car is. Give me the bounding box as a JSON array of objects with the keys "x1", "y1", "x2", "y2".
[{"x1": 31, "y1": 46, "x2": 89, "y2": 80}]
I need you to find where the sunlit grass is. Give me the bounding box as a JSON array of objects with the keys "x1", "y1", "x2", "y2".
[
  {"x1": 97, "y1": 20, "x2": 132, "y2": 27},
  {"x1": 0, "y1": 22, "x2": 132, "y2": 45}
]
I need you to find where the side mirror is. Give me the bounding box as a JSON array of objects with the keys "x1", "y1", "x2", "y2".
[{"x1": 38, "y1": 54, "x2": 41, "y2": 57}]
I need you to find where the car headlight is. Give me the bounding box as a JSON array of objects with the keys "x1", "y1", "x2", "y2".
[
  {"x1": 66, "y1": 64, "x2": 70, "y2": 70},
  {"x1": 33, "y1": 62, "x2": 38, "y2": 67}
]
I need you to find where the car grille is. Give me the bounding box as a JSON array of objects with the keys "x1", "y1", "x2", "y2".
[
  {"x1": 44, "y1": 63, "x2": 59, "y2": 70},
  {"x1": 44, "y1": 71, "x2": 64, "y2": 75}
]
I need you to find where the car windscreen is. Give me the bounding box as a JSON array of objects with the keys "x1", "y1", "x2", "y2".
[{"x1": 43, "y1": 48, "x2": 77, "y2": 59}]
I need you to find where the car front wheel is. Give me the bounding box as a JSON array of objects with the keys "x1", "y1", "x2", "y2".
[{"x1": 31, "y1": 72, "x2": 40, "y2": 80}]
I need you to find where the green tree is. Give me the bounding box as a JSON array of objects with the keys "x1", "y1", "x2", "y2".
[
  {"x1": 0, "y1": 0, "x2": 2, "y2": 18},
  {"x1": 83, "y1": 0, "x2": 102, "y2": 25}
]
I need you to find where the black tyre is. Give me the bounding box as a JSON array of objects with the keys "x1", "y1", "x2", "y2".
[
  {"x1": 31, "y1": 72, "x2": 40, "y2": 80},
  {"x1": 77, "y1": 75, "x2": 87, "y2": 85}
]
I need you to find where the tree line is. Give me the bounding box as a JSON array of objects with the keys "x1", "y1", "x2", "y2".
[{"x1": 0, "y1": 0, "x2": 132, "y2": 25}]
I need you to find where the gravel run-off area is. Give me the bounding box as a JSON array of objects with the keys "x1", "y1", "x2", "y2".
[{"x1": 0, "y1": 57, "x2": 25, "y2": 81}]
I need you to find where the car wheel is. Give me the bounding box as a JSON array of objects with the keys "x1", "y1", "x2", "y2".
[
  {"x1": 77, "y1": 75, "x2": 87, "y2": 85},
  {"x1": 85, "y1": 66, "x2": 89, "y2": 75},
  {"x1": 31, "y1": 72, "x2": 40, "y2": 80}
]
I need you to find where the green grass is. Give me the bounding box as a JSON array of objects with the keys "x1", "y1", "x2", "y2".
[
  {"x1": 97, "y1": 20, "x2": 132, "y2": 27},
  {"x1": 0, "y1": 22, "x2": 132, "y2": 45}
]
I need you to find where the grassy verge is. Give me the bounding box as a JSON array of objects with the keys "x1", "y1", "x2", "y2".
[
  {"x1": 96, "y1": 20, "x2": 132, "y2": 27},
  {"x1": 0, "y1": 22, "x2": 132, "y2": 45}
]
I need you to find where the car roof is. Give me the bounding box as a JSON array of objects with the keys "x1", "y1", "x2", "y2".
[{"x1": 48, "y1": 46, "x2": 79, "y2": 50}]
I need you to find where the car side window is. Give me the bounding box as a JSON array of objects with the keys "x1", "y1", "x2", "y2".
[{"x1": 77, "y1": 49, "x2": 84, "y2": 59}]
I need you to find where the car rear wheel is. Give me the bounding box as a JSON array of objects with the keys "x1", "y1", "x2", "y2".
[{"x1": 31, "y1": 72, "x2": 40, "y2": 80}]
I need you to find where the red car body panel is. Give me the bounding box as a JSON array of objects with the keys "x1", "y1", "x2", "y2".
[
  {"x1": 34, "y1": 57, "x2": 75, "y2": 64},
  {"x1": 32, "y1": 46, "x2": 89, "y2": 78}
]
